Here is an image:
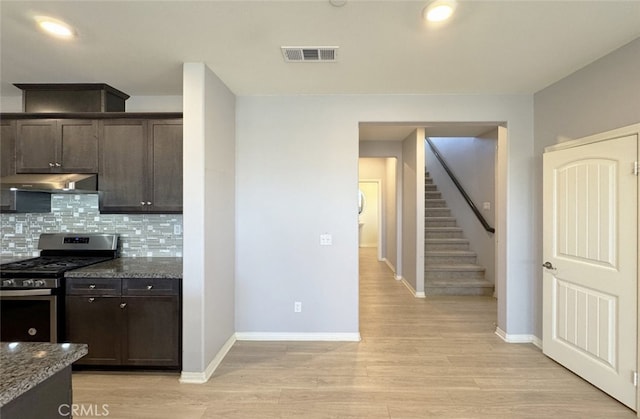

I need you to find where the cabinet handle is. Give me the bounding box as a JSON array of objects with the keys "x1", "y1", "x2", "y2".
[
  {"x1": 140, "y1": 201, "x2": 146, "y2": 206},
  {"x1": 89, "y1": 284, "x2": 96, "y2": 289},
  {"x1": 119, "y1": 302, "x2": 127, "y2": 309},
  {"x1": 146, "y1": 285, "x2": 153, "y2": 290},
  {"x1": 55, "y1": 162, "x2": 62, "y2": 167},
  {"x1": 88, "y1": 298, "x2": 95, "y2": 303},
  {"x1": 147, "y1": 202, "x2": 152, "y2": 206},
  {"x1": 48, "y1": 162, "x2": 55, "y2": 167}
]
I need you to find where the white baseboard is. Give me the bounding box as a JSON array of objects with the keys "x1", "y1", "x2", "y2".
[
  {"x1": 382, "y1": 258, "x2": 396, "y2": 274},
  {"x1": 235, "y1": 332, "x2": 361, "y2": 342},
  {"x1": 398, "y1": 276, "x2": 426, "y2": 298},
  {"x1": 495, "y1": 327, "x2": 542, "y2": 348},
  {"x1": 179, "y1": 333, "x2": 236, "y2": 384}
]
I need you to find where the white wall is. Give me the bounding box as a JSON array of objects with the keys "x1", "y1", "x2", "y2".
[
  {"x1": 0, "y1": 96, "x2": 21, "y2": 112},
  {"x1": 358, "y1": 181, "x2": 380, "y2": 248},
  {"x1": 533, "y1": 37, "x2": 640, "y2": 338},
  {"x1": 359, "y1": 158, "x2": 386, "y2": 251},
  {"x1": 401, "y1": 129, "x2": 425, "y2": 296},
  {"x1": 236, "y1": 94, "x2": 533, "y2": 337},
  {"x1": 126, "y1": 96, "x2": 183, "y2": 112},
  {"x1": 384, "y1": 158, "x2": 398, "y2": 272},
  {"x1": 426, "y1": 132, "x2": 496, "y2": 284},
  {"x1": 235, "y1": 96, "x2": 359, "y2": 337},
  {"x1": 0, "y1": 95, "x2": 182, "y2": 113},
  {"x1": 182, "y1": 63, "x2": 235, "y2": 379}
]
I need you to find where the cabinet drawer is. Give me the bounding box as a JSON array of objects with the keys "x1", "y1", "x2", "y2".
[
  {"x1": 66, "y1": 278, "x2": 121, "y2": 295},
  {"x1": 123, "y1": 278, "x2": 179, "y2": 296}
]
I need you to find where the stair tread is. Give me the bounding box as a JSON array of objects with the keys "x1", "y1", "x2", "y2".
[
  {"x1": 425, "y1": 250, "x2": 476, "y2": 255},
  {"x1": 426, "y1": 280, "x2": 493, "y2": 288},
  {"x1": 425, "y1": 264, "x2": 486, "y2": 271},
  {"x1": 425, "y1": 238, "x2": 469, "y2": 242}
]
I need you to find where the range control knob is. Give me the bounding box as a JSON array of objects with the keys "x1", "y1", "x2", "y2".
[
  {"x1": 2, "y1": 279, "x2": 15, "y2": 287},
  {"x1": 22, "y1": 279, "x2": 34, "y2": 287},
  {"x1": 34, "y1": 280, "x2": 46, "y2": 287}
]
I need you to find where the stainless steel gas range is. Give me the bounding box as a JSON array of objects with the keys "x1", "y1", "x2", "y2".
[{"x1": 0, "y1": 233, "x2": 119, "y2": 343}]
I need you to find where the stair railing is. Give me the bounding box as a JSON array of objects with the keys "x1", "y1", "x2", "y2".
[{"x1": 425, "y1": 138, "x2": 495, "y2": 234}]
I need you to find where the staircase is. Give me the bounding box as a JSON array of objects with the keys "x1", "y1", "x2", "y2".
[{"x1": 424, "y1": 173, "x2": 494, "y2": 296}]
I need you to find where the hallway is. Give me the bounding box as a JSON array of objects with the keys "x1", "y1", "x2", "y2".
[{"x1": 71, "y1": 248, "x2": 635, "y2": 418}]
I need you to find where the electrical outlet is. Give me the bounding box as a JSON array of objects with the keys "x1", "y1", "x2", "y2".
[
  {"x1": 174, "y1": 224, "x2": 182, "y2": 235},
  {"x1": 320, "y1": 233, "x2": 332, "y2": 246},
  {"x1": 15, "y1": 223, "x2": 23, "y2": 234},
  {"x1": 294, "y1": 301, "x2": 302, "y2": 313},
  {"x1": 482, "y1": 202, "x2": 491, "y2": 210}
]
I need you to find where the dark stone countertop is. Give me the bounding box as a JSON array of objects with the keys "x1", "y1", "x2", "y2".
[
  {"x1": 0, "y1": 342, "x2": 88, "y2": 407},
  {"x1": 0, "y1": 255, "x2": 36, "y2": 265},
  {"x1": 65, "y1": 257, "x2": 182, "y2": 279}
]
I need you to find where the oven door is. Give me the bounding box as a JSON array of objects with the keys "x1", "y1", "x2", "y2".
[{"x1": 0, "y1": 289, "x2": 58, "y2": 343}]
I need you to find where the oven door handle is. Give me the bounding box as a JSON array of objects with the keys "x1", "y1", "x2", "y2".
[{"x1": 0, "y1": 289, "x2": 53, "y2": 297}]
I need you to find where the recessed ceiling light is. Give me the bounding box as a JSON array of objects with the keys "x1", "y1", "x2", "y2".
[
  {"x1": 423, "y1": 0, "x2": 457, "y2": 22},
  {"x1": 35, "y1": 16, "x2": 75, "y2": 39}
]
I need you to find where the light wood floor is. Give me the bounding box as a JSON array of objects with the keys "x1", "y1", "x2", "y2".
[{"x1": 72, "y1": 248, "x2": 636, "y2": 418}]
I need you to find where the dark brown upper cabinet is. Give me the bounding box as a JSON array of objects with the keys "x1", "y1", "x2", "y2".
[
  {"x1": 99, "y1": 119, "x2": 182, "y2": 213},
  {"x1": 1, "y1": 119, "x2": 16, "y2": 177},
  {"x1": 16, "y1": 119, "x2": 99, "y2": 173}
]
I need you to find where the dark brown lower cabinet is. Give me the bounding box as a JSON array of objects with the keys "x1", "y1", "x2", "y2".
[
  {"x1": 65, "y1": 278, "x2": 181, "y2": 369},
  {"x1": 124, "y1": 296, "x2": 180, "y2": 366},
  {"x1": 65, "y1": 296, "x2": 122, "y2": 365}
]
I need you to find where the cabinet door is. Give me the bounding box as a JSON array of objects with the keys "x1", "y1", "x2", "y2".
[
  {"x1": 0, "y1": 119, "x2": 16, "y2": 177},
  {"x1": 15, "y1": 119, "x2": 57, "y2": 173},
  {"x1": 123, "y1": 296, "x2": 180, "y2": 367},
  {"x1": 66, "y1": 296, "x2": 122, "y2": 365},
  {"x1": 59, "y1": 119, "x2": 98, "y2": 172},
  {"x1": 149, "y1": 120, "x2": 183, "y2": 213},
  {"x1": 99, "y1": 120, "x2": 149, "y2": 213}
]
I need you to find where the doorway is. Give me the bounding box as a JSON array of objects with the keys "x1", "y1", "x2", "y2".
[
  {"x1": 358, "y1": 180, "x2": 380, "y2": 250},
  {"x1": 359, "y1": 122, "x2": 507, "y2": 335},
  {"x1": 358, "y1": 157, "x2": 399, "y2": 271}
]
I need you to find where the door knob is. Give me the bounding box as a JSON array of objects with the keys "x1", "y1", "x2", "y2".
[
  {"x1": 120, "y1": 302, "x2": 127, "y2": 309},
  {"x1": 542, "y1": 261, "x2": 556, "y2": 270}
]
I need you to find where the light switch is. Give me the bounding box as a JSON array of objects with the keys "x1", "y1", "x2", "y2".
[
  {"x1": 482, "y1": 202, "x2": 491, "y2": 210},
  {"x1": 320, "y1": 233, "x2": 333, "y2": 246}
]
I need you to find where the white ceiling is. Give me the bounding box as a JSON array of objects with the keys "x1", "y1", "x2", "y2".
[{"x1": 1, "y1": 0, "x2": 639, "y2": 140}]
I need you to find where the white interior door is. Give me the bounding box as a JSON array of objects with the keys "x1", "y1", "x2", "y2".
[
  {"x1": 543, "y1": 133, "x2": 638, "y2": 410},
  {"x1": 358, "y1": 181, "x2": 380, "y2": 249}
]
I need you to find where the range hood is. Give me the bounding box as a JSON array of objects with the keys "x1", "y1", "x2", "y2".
[
  {"x1": 0, "y1": 174, "x2": 98, "y2": 213},
  {"x1": 0, "y1": 173, "x2": 97, "y2": 193}
]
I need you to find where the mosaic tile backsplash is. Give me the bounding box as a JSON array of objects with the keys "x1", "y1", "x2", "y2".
[{"x1": 0, "y1": 194, "x2": 183, "y2": 258}]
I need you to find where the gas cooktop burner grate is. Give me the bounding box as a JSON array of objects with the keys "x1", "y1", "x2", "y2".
[{"x1": 1, "y1": 256, "x2": 114, "y2": 274}]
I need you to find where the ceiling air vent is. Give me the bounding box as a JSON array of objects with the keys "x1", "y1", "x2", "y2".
[{"x1": 281, "y1": 46, "x2": 339, "y2": 62}]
